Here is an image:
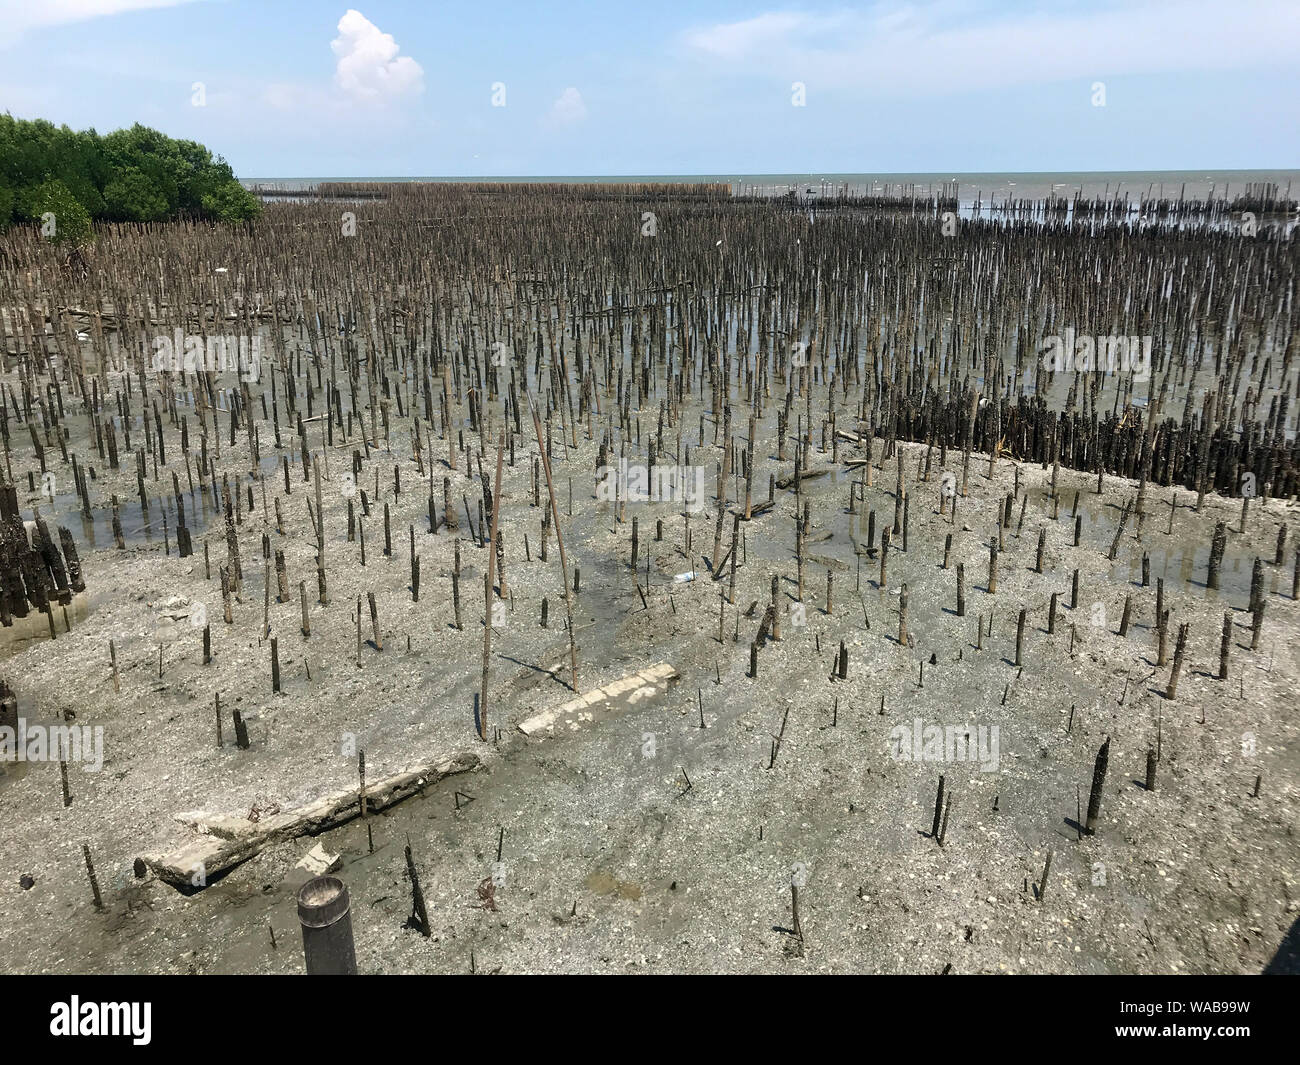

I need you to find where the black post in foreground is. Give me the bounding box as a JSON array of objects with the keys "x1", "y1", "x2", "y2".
[{"x1": 298, "y1": 876, "x2": 358, "y2": 975}]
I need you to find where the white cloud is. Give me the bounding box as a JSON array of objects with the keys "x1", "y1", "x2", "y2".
[
  {"x1": 545, "y1": 87, "x2": 587, "y2": 127},
  {"x1": 331, "y1": 9, "x2": 423, "y2": 102},
  {"x1": 680, "y1": 1, "x2": 1300, "y2": 96},
  {"x1": 256, "y1": 11, "x2": 424, "y2": 125},
  {"x1": 0, "y1": 0, "x2": 203, "y2": 46}
]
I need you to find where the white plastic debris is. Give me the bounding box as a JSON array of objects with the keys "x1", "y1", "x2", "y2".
[{"x1": 296, "y1": 843, "x2": 341, "y2": 876}]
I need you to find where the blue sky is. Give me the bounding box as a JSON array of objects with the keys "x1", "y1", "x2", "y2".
[{"x1": 1, "y1": 0, "x2": 1297, "y2": 177}]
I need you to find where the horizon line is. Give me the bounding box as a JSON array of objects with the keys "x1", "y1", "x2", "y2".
[{"x1": 242, "y1": 167, "x2": 1300, "y2": 181}]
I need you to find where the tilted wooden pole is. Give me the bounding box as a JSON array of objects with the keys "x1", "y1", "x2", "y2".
[
  {"x1": 479, "y1": 431, "x2": 505, "y2": 741},
  {"x1": 531, "y1": 401, "x2": 579, "y2": 692}
]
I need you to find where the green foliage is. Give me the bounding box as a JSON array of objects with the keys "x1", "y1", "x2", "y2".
[
  {"x1": 103, "y1": 167, "x2": 170, "y2": 222},
  {"x1": 201, "y1": 179, "x2": 262, "y2": 222},
  {"x1": 22, "y1": 179, "x2": 92, "y2": 244},
  {"x1": 0, "y1": 114, "x2": 261, "y2": 237}
]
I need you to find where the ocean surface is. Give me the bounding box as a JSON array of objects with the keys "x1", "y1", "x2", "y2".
[{"x1": 243, "y1": 170, "x2": 1300, "y2": 206}]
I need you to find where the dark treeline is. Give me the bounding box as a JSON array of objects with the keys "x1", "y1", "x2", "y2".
[{"x1": 0, "y1": 116, "x2": 261, "y2": 241}]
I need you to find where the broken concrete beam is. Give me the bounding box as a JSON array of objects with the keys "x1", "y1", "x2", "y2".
[
  {"x1": 518, "y1": 663, "x2": 680, "y2": 737},
  {"x1": 139, "y1": 750, "x2": 480, "y2": 890},
  {"x1": 172, "y1": 811, "x2": 262, "y2": 841}
]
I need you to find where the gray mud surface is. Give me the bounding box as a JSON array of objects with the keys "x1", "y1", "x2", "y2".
[{"x1": 1, "y1": 406, "x2": 1295, "y2": 974}]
